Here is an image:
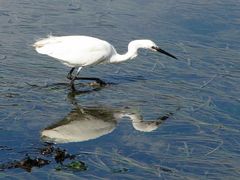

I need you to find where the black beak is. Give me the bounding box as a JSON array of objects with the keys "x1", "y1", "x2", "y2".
[{"x1": 152, "y1": 46, "x2": 177, "y2": 59}]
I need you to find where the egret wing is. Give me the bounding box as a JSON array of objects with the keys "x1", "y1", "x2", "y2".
[{"x1": 34, "y1": 36, "x2": 113, "y2": 67}]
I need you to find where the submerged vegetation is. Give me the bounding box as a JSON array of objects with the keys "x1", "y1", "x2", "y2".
[{"x1": 0, "y1": 144, "x2": 76, "y2": 172}]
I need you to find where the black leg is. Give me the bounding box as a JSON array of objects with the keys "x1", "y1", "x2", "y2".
[
  {"x1": 67, "y1": 67, "x2": 106, "y2": 91},
  {"x1": 67, "y1": 67, "x2": 75, "y2": 80},
  {"x1": 74, "y1": 77, "x2": 107, "y2": 86},
  {"x1": 70, "y1": 79, "x2": 76, "y2": 91}
]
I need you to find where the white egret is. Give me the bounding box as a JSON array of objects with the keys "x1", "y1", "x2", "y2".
[{"x1": 33, "y1": 35, "x2": 177, "y2": 90}]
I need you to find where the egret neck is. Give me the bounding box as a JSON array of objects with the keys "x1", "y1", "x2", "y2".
[{"x1": 109, "y1": 40, "x2": 153, "y2": 63}]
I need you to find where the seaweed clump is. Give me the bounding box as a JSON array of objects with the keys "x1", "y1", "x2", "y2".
[
  {"x1": 0, "y1": 143, "x2": 87, "y2": 172},
  {"x1": 0, "y1": 155, "x2": 50, "y2": 172}
]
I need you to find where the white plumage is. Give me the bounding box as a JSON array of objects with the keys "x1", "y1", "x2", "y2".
[
  {"x1": 34, "y1": 35, "x2": 177, "y2": 89},
  {"x1": 34, "y1": 36, "x2": 114, "y2": 67}
]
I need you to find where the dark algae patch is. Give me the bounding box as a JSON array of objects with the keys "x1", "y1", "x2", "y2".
[
  {"x1": 0, "y1": 143, "x2": 83, "y2": 172},
  {"x1": 56, "y1": 161, "x2": 87, "y2": 172},
  {"x1": 0, "y1": 156, "x2": 50, "y2": 172},
  {"x1": 54, "y1": 147, "x2": 75, "y2": 164}
]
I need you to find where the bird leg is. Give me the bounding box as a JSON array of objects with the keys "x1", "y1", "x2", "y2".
[
  {"x1": 74, "y1": 77, "x2": 107, "y2": 86},
  {"x1": 68, "y1": 66, "x2": 106, "y2": 90},
  {"x1": 67, "y1": 67, "x2": 75, "y2": 80},
  {"x1": 70, "y1": 79, "x2": 76, "y2": 91},
  {"x1": 70, "y1": 77, "x2": 106, "y2": 92},
  {"x1": 66, "y1": 67, "x2": 77, "y2": 91}
]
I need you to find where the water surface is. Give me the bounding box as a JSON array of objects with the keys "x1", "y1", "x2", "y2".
[{"x1": 0, "y1": 0, "x2": 240, "y2": 179}]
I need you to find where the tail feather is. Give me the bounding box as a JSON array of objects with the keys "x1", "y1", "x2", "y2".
[{"x1": 33, "y1": 35, "x2": 58, "y2": 54}]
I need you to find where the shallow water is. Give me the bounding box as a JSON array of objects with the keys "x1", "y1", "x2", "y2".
[{"x1": 0, "y1": 0, "x2": 240, "y2": 179}]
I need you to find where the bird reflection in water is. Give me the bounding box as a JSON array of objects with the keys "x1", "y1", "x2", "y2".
[
  {"x1": 41, "y1": 92, "x2": 174, "y2": 144},
  {"x1": 41, "y1": 106, "x2": 173, "y2": 144}
]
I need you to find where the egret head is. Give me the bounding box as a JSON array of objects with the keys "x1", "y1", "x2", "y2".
[{"x1": 129, "y1": 40, "x2": 177, "y2": 60}]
